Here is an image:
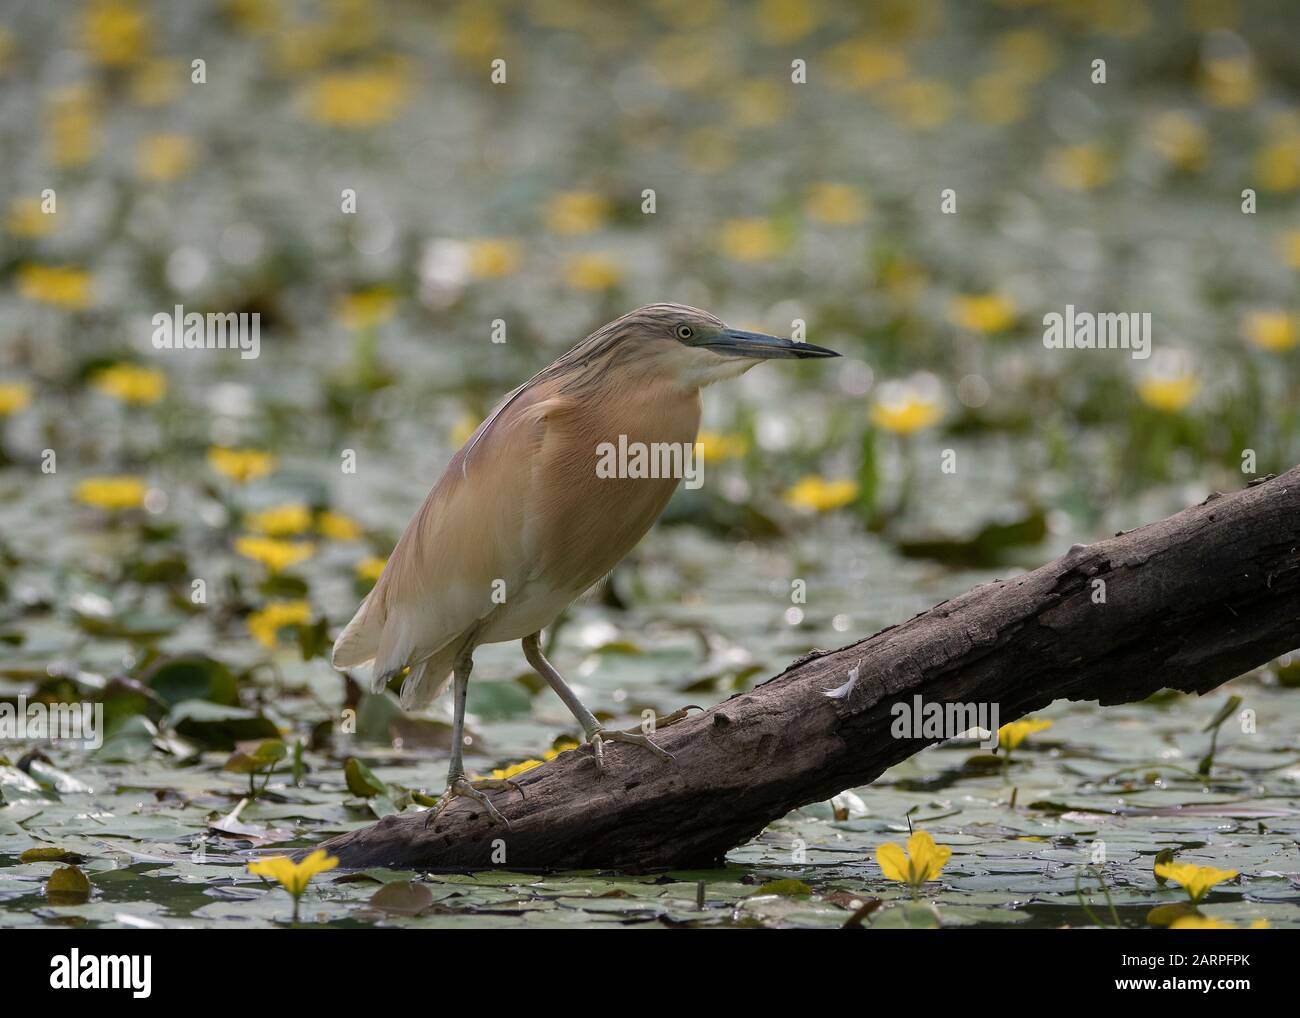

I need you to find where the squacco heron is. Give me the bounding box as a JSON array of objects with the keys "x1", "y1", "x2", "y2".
[{"x1": 332, "y1": 303, "x2": 837, "y2": 826}]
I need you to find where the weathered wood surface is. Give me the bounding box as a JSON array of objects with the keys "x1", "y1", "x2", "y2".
[{"x1": 317, "y1": 467, "x2": 1300, "y2": 872}]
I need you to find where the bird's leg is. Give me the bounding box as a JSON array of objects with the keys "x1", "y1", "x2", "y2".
[
  {"x1": 522, "y1": 632, "x2": 673, "y2": 774},
  {"x1": 423, "y1": 640, "x2": 517, "y2": 829}
]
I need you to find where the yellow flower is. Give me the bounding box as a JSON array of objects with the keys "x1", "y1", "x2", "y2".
[
  {"x1": 719, "y1": 218, "x2": 782, "y2": 261},
  {"x1": 951, "y1": 293, "x2": 1016, "y2": 333},
  {"x1": 1255, "y1": 136, "x2": 1300, "y2": 193},
  {"x1": 1200, "y1": 56, "x2": 1257, "y2": 110},
  {"x1": 1243, "y1": 311, "x2": 1297, "y2": 353},
  {"x1": 247, "y1": 600, "x2": 312, "y2": 648},
  {"x1": 129, "y1": 58, "x2": 183, "y2": 106},
  {"x1": 730, "y1": 80, "x2": 788, "y2": 128},
  {"x1": 1278, "y1": 230, "x2": 1300, "y2": 270},
  {"x1": 562, "y1": 253, "x2": 622, "y2": 291},
  {"x1": 0, "y1": 382, "x2": 32, "y2": 416},
  {"x1": 246, "y1": 503, "x2": 313, "y2": 537},
  {"x1": 825, "y1": 38, "x2": 907, "y2": 91},
  {"x1": 491, "y1": 758, "x2": 544, "y2": 781},
  {"x1": 1151, "y1": 112, "x2": 1208, "y2": 172},
  {"x1": 449, "y1": 4, "x2": 503, "y2": 62},
  {"x1": 869, "y1": 378, "x2": 944, "y2": 435},
  {"x1": 970, "y1": 74, "x2": 1028, "y2": 126},
  {"x1": 466, "y1": 239, "x2": 521, "y2": 278},
  {"x1": 303, "y1": 63, "x2": 409, "y2": 128},
  {"x1": 544, "y1": 192, "x2": 610, "y2": 235},
  {"x1": 81, "y1": 0, "x2": 151, "y2": 68},
  {"x1": 884, "y1": 77, "x2": 953, "y2": 131},
  {"x1": 75, "y1": 476, "x2": 146, "y2": 511},
  {"x1": 876, "y1": 831, "x2": 951, "y2": 889},
  {"x1": 1168, "y1": 915, "x2": 1234, "y2": 930},
  {"x1": 784, "y1": 476, "x2": 859, "y2": 513},
  {"x1": 356, "y1": 556, "x2": 387, "y2": 583},
  {"x1": 248, "y1": 849, "x2": 338, "y2": 896},
  {"x1": 317, "y1": 510, "x2": 362, "y2": 541},
  {"x1": 488, "y1": 742, "x2": 573, "y2": 781},
  {"x1": 236, "y1": 537, "x2": 315, "y2": 573},
  {"x1": 135, "y1": 134, "x2": 195, "y2": 181},
  {"x1": 7, "y1": 197, "x2": 56, "y2": 238},
  {"x1": 998, "y1": 718, "x2": 1053, "y2": 751},
  {"x1": 754, "y1": 0, "x2": 817, "y2": 44},
  {"x1": 17, "y1": 265, "x2": 93, "y2": 309},
  {"x1": 92, "y1": 363, "x2": 166, "y2": 404},
  {"x1": 697, "y1": 431, "x2": 749, "y2": 462},
  {"x1": 1047, "y1": 144, "x2": 1112, "y2": 191},
  {"x1": 805, "y1": 183, "x2": 868, "y2": 225},
  {"x1": 338, "y1": 287, "x2": 396, "y2": 329},
  {"x1": 48, "y1": 85, "x2": 101, "y2": 167},
  {"x1": 450, "y1": 413, "x2": 480, "y2": 447},
  {"x1": 1137, "y1": 374, "x2": 1198, "y2": 413},
  {"x1": 208, "y1": 447, "x2": 276, "y2": 484},
  {"x1": 993, "y1": 28, "x2": 1057, "y2": 83},
  {"x1": 1154, "y1": 862, "x2": 1238, "y2": 903}
]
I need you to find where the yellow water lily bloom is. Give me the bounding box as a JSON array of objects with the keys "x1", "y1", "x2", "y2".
[
  {"x1": 76, "y1": 476, "x2": 147, "y2": 511},
  {"x1": 697, "y1": 431, "x2": 749, "y2": 463},
  {"x1": 805, "y1": 183, "x2": 868, "y2": 225},
  {"x1": 1154, "y1": 862, "x2": 1238, "y2": 903},
  {"x1": 1200, "y1": 56, "x2": 1257, "y2": 110},
  {"x1": 755, "y1": 0, "x2": 817, "y2": 44},
  {"x1": 208, "y1": 447, "x2": 276, "y2": 484},
  {"x1": 466, "y1": 239, "x2": 521, "y2": 278},
  {"x1": 876, "y1": 830, "x2": 951, "y2": 889},
  {"x1": 489, "y1": 742, "x2": 574, "y2": 781},
  {"x1": 1047, "y1": 143, "x2": 1112, "y2": 191},
  {"x1": 784, "y1": 476, "x2": 859, "y2": 513},
  {"x1": 247, "y1": 600, "x2": 312, "y2": 648},
  {"x1": 303, "y1": 63, "x2": 409, "y2": 128},
  {"x1": 17, "y1": 264, "x2": 93, "y2": 309},
  {"x1": 317, "y1": 510, "x2": 362, "y2": 541},
  {"x1": 1277, "y1": 230, "x2": 1300, "y2": 270},
  {"x1": 998, "y1": 718, "x2": 1052, "y2": 751},
  {"x1": 81, "y1": 0, "x2": 151, "y2": 68},
  {"x1": 1137, "y1": 374, "x2": 1199, "y2": 413},
  {"x1": 7, "y1": 197, "x2": 56, "y2": 238},
  {"x1": 338, "y1": 287, "x2": 396, "y2": 329},
  {"x1": 544, "y1": 192, "x2": 609, "y2": 235},
  {"x1": 0, "y1": 382, "x2": 32, "y2": 416},
  {"x1": 1151, "y1": 112, "x2": 1208, "y2": 172},
  {"x1": 869, "y1": 379, "x2": 944, "y2": 435},
  {"x1": 356, "y1": 556, "x2": 388, "y2": 583},
  {"x1": 93, "y1": 363, "x2": 166, "y2": 404},
  {"x1": 719, "y1": 218, "x2": 782, "y2": 261},
  {"x1": 248, "y1": 850, "x2": 338, "y2": 920},
  {"x1": 136, "y1": 134, "x2": 195, "y2": 181},
  {"x1": 1171, "y1": 916, "x2": 1269, "y2": 930},
  {"x1": 951, "y1": 293, "x2": 1016, "y2": 334},
  {"x1": 246, "y1": 503, "x2": 313, "y2": 537},
  {"x1": 48, "y1": 85, "x2": 101, "y2": 167},
  {"x1": 562, "y1": 253, "x2": 622, "y2": 291},
  {"x1": 1242, "y1": 311, "x2": 1297, "y2": 353},
  {"x1": 236, "y1": 536, "x2": 316, "y2": 573}
]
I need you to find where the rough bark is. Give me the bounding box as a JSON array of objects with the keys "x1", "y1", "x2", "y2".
[{"x1": 317, "y1": 467, "x2": 1300, "y2": 872}]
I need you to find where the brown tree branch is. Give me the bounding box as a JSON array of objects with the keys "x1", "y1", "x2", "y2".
[{"x1": 316, "y1": 467, "x2": 1300, "y2": 872}]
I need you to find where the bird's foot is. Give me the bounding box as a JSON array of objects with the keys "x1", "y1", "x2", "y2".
[
  {"x1": 586, "y1": 727, "x2": 673, "y2": 775},
  {"x1": 423, "y1": 774, "x2": 522, "y2": 830}
]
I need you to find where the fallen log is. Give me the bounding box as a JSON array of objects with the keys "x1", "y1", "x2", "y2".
[{"x1": 317, "y1": 466, "x2": 1300, "y2": 872}]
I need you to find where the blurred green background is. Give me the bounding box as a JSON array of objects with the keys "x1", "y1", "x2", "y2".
[{"x1": 0, "y1": 0, "x2": 1297, "y2": 929}]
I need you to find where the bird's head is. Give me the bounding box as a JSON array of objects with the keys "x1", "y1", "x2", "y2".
[{"x1": 603, "y1": 303, "x2": 839, "y2": 389}]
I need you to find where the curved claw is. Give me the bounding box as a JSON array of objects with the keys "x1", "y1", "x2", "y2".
[
  {"x1": 423, "y1": 776, "x2": 513, "y2": 830},
  {"x1": 587, "y1": 727, "x2": 674, "y2": 775}
]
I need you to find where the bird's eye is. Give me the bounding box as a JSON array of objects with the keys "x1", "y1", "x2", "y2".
[{"x1": 675, "y1": 325, "x2": 694, "y2": 340}]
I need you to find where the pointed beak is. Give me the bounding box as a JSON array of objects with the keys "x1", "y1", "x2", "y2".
[{"x1": 704, "y1": 329, "x2": 840, "y2": 360}]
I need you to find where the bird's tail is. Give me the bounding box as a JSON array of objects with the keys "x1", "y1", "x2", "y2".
[{"x1": 331, "y1": 594, "x2": 456, "y2": 708}]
